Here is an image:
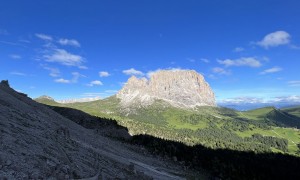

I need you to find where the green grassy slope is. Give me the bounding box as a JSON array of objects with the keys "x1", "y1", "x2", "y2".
[
  {"x1": 282, "y1": 106, "x2": 300, "y2": 118},
  {"x1": 35, "y1": 97, "x2": 300, "y2": 156}
]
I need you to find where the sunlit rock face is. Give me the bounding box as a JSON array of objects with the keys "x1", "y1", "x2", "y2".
[{"x1": 117, "y1": 70, "x2": 216, "y2": 108}]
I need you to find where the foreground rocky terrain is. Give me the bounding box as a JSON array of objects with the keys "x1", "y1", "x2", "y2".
[{"x1": 0, "y1": 80, "x2": 205, "y2": 179}]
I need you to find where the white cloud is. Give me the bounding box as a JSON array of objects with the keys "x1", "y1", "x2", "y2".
[
  {"x1": 58, "y1": 38, "x2": 81, "y2": 47},
  {"x1": 218, "y1": 57, "x2": 262, "y2": 67},
  {"x1": 201, "y1": 58, "x2": 210, "y2": 63},
  {"x1": 207, "y1": 74, "x2": 217, "y2": 79},
  {"x1": 99, "y1": 71, "x2": 110, "y2": 77},
  {"x1": 19, "y1": 39, "x2": 31, "y2": 43},
  {"x1": 54, "y1": 78, "x2": 70, "y2": 84},
  {"x1": 82, "y1": 92, "x2": 104, "y2": 97},
  {"x1": 257, "y1": 31, "x2": 291, "y2": 48},
  {"x1": 187, "y1": 58, "x2": 195, "y2": 62},
  {"x1": 43, "y1": 67, "x2": 60, "y2": 77},
  {"x1": 260, "y1": 67, "x2": 282, "y2": 75},
  {"x1": 105, "y1": 90, "x2": 118, "y2": 93},
  {"x1": 35, "y1": 33, "x2": 53, "y2": 41},
  {"x1": 146, "y1": 68, "x2": 189, "y2": 78},
  {"x1": 9, "y1": 54, "x2": 21, "y2": 59},
  {"x1": 122, "y1": 68, "x2": 144, "y2": 76},
  {"x1": 87, "y1": 80, "x2": 103, "y2": 87},
  {"x1": 71, "y1": 72, "x2": 85, "y2": 83},
  {"x1": 270, "y1": 96, "x2": 300, "y2": 103},
  {"x1": 10, "y1": 71, "x2": 26, "y2": 76},
  {"x1": 79, "y1": 66, "x2": 88, "y2": 69},
  {"x1": 290, "y1": 45, "x2": 300, "y2": 50},
  {"x1": 219, "y1": 97, "x2": 264, "y2": 104},
  {"x1": 147, "y1": 70, "x2": 160, "y2": 78},
  {"x1": 54, "y1": 72, "x2": 85, "y2": 84},
  {"x1": 219, "y1": 95, "x2": 300, "y2": 105},
  {"x1": 212, "y1": 67, "x2": 231, "y2": 75},
  {"x1": 44, "y1": 49, "x2": 84, "y2": 68},
  {"x1": 233, "y1": 47, "x2": 244, "y2": 52},
  {"x1": 288, "y1": 81, "x2": 300, "y2": 87}
]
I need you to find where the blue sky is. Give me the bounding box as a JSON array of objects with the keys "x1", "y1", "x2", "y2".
[{"x1": 1, "y1": 0, "x2": 300, "y2": 104}]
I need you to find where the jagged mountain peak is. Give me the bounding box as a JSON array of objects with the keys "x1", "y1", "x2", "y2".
[{"x1": 117, "y1": 69, "x2": 216, "y2": 109}]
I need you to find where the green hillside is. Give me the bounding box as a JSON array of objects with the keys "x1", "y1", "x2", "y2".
[
  {"x1": 35, "y1": 96, "x2": 300, "y2": 156},
  {"x1": 282, "y1": 106, "x2": 300, "y2": 118}
]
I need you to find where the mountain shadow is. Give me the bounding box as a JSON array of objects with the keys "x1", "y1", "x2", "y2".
[
  {"x1": 45, "y1": 105, "x2": 132, "y2": 140},
  {"x1": 45, "y1": 104, "x2": 300, "y2": 180},
  {"x1": 266, "y1": 108, "x2": 300, "y2": 128}
]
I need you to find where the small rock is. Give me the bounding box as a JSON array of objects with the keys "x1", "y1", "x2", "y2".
[
  {"x1": 5, "y1": 160, "x2": 12, "y2": 166},
  {"x1": 173, "y1": 156, "x2": 177, "y2": 162}
]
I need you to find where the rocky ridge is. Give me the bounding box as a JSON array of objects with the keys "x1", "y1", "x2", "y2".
[{"x1": 117, "y1": 70, "x2": 216, "y2": 108}]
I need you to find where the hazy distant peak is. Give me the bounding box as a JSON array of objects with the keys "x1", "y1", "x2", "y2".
[{"x1": 36, "y1": 95, "x2": 55, "y2": 101}]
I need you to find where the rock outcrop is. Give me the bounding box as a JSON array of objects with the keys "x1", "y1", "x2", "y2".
[{"x1": 117, "y1": 70, "x2": 216, "y2": 108}]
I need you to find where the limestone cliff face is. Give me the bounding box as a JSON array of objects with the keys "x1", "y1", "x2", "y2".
[{"x1": 116, "y1": 70, "x2": 216, "y2": 108}]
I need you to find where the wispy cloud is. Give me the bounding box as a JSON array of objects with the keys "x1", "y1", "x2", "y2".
[
  {"x1": 219, "y1": 97, "x2": 264, "y2": 104},
  {"x1": 290, "y1": 45, "x2": 300, "y2": 50},
  {"x1": 288, "y1": 81, "x2": 300, "y2": 87},
  {"x1": 54, "y1": 72, "x2": 85, "y2": 84},
  {"x1": 218, "y1": 57, "x2": 262, "y2": 67},
  {"x1": 54, "y1": 78, "x2": 70, "y2": 84},
  {"x1": 99, "y1": 71, "x2": 110, "y2": 77},
  {"x1": 146, "y1": 67, "x2": 189, "y2": 78},
  {"x1": 82, "y1": 90, "x2": 118, "y2": 98},
  {"x1": 9, "y1": 54, "x2": 21, "y2": 59},
  {"x1": 200, "y1": 58, "x2": 210, "y2": 63},
  {"x1": 188, "y1": 58, "x2": 195, "y2": 62},
  {"x1": 71, "y1": 72, "x2": 85, "y2": 83},
  {"x1": 256, "y1": 31, "x2": 290, "y2": 49},
  {"x1": 260, "y1": 67, "x2": 282, "y2": 75},
  {"x1": 105, "y1": 90, "x2": 118, "y2": 93},
  {"x1": 123, "y1": 68, "x2": 144, "y2": 76},
  {"x1": 36, "y1": 33, "x2": 88, "y2": 69},
  {"x1": 43, "y1": 66, "x2": 60, "y2": 77},
  {"x1": 19, "y1": 39, "x2": 31, "y2": 43},
  {"x1": 219, "y1": 96, "x2": 300, "y2": 104},
  {"x1": 10, "y1": 71, "x2": 26, "y2": 76},
  {"x1": 44, "y1": 49, "x2": 85, "y2": 68},
  {"x1": 233, "y1": 47, "x2": 244, "y2": 52},
  {"x1": 58, "y1": 38, "x2": 80, "y2": 47},
  {"x1": 212, "y1": 67, "x2": 231, "y2": 75},
  {"x1": 0, "y1": 40, "x2": 27, "y2": 48},
  {"x1": 87, "y1": 80, "x2": 103, "y2": 87},
  {"x1": 271, "y1": 96, "x2": 300, "y2": 103},
  {"x1": 35, "y1": 33, "x2": 53, "y2": 41},
  {"x1": 82, "y1": 92, "x2": 104, "y2": 97}
]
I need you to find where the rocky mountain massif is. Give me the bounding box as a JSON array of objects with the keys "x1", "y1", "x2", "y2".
[
  {"x1": 117, "y1": 70, "x2": 216, "y2": 109},
  {"x1": 0, "y1": 80, "x2": 203, "y2": 179}
]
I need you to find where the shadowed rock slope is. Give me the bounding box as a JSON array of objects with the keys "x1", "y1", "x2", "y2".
[{"x1": 0, "y1": 80, "x2": 204, "y2": 179}]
